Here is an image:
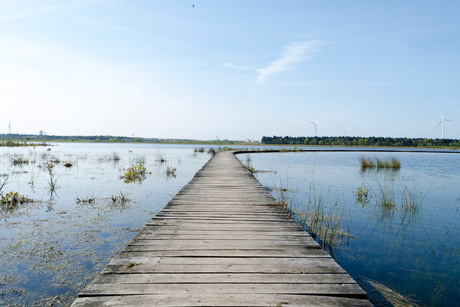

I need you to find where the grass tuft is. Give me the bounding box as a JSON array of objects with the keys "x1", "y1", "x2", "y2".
[{"x1": 361, "y1": 156, "x2": 401, "y2": 170}]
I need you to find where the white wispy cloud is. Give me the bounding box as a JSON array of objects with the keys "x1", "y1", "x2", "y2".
[
  {"x1": 253, "y1": 40, "x2": 320, "y2": 88},
  {"x1": 222, "y1": 62, "x2": 251, "y2": 71}
]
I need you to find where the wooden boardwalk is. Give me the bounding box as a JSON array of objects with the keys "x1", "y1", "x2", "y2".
[{"x1": 72, "y1": 151, "x2": 371, "y2": 306}]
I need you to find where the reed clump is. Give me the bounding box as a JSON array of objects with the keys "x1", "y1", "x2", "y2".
[{"x1": 360, "y1": 156, "x2": 401, "y2": 170}]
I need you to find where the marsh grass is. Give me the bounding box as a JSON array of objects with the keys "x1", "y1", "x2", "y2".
[
  {"x1": 280, "y1": 182, "x2": 348, "y2": 248},
  {"x1": 0, "y1": 140, "x2": 48, "y2": 147},
  {"x1": 361, "y1": 156, "x2": 401, "y2": 170},
  {"x1": 369, "y1": 176, "x2": 427, "y2": 229}
]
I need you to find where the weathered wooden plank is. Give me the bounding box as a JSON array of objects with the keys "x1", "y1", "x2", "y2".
[
  {"x1": 73, "y1": 295, "x2": 372, "y2": 307},
  {"x1": 73, "y1": 294, "x2": 373, "y2": 307},
  {"x1": 79, "y1": 283, "x2": 367, "y2": 297},
  {"x1": 101, "y1": 259, "x2": 346, "y2": 274},
  {"x1": 91, "y1": 273, "x2": 357, "y2": 284},
  {"x1": 121, "y1": 247, "x2": 327, "y2": 257},
  {"x1": 133, "y1": 233, "x2": 314, "y2": 241},
  {"x1": 127, "y1": 240, "x2": 319, "y2": 248}
]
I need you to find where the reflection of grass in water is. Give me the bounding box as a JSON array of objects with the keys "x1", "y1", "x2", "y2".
[
  {"x1": 289, "y1": 183, "x2": 349, "y2": 248},
  {"x1": 369, "y1": 176, "x2": 427, "y2": 230}
]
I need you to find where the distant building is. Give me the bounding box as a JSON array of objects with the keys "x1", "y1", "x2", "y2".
[{"x1": 39, "y1": 130, "x2": 44, "y2": 136}]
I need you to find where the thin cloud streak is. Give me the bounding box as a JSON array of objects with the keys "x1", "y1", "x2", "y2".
[
  {"x1": 253, "y1": 40, "x2": 320, "y2": 88},
  {"x1": 222, "y1": 62, "x2": 251, "y2": 71}
]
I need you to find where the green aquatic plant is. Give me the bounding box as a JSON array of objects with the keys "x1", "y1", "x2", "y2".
[
  {"x1": 207, "y1": 148, "x2": 216, "y2": 155},
  {"x1": 121, "y1": 161, "x2": 147, "y2": 183},
  {"x1": 242, "y1": 163, "x2": 256, "y2": 173},
  {"x1": 46, "y1": 161, "x2": 57, "y2": 193},
  {"x1": 1, "y1": 191, "x2": 35, "y2": 211},
  {"x1": 110, "y1": 192, "x2": 129, "y2": 205},
  {"x1": 166, "y1": 167, "x2": 177, "y2": 177},
  {"x1": 355, "y1": 183, "x2": 370, "y2": 206}
]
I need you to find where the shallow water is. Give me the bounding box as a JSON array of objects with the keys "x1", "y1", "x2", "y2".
[
  {"x1": 239, "y1": 150, "x2": 460, "y2": 306},
  {"x1": 1, "y1": 144, "x2": 459, "y2": 306},
  {"x1": 0, "y1": 143, "x2": 213, "y2": 305}
]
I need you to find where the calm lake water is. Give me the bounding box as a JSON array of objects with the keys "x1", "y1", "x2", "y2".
[
  {"x1": 0, "y1": 143, "x2": 213, "y2": 306},
  {"x1": 238, "y1": 150, "x2": 460, "y2": 307},
  {"x1": 0, "y1": 143, "x2": 458, "y2": 306}
]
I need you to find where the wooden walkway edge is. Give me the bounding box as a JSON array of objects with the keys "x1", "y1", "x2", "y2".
[{"x1": 72, "y1": 151, "x2": 371, "y2": 306}]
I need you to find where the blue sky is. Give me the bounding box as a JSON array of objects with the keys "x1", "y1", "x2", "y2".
[{"x1": 1, "y1": 0, "x2": 459, "y2": 140}]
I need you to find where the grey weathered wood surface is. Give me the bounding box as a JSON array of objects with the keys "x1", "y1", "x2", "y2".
[{"x1": 72, "y1": 151, "x2": 371, "y2": 306}]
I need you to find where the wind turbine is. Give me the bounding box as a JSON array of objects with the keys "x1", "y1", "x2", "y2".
[
  {"x1": 341, "y1": 126, "x2": 352, "y2": 136},
  {"x1": 307, "y1": 120, "x2": 320, "y2": 136},
  {"x1": 435, "y1": 112, "x2": 453, "y2": 139}
]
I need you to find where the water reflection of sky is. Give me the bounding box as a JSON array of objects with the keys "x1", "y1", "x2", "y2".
[
  {"x1": 1, "y1": 144, "x2": 459, "y2": 306},
  {"x1": 239, "y1": 151, "x2": 459, "y2": 306},
  {"x1": 0, "y1": 143, "x2": 213, "y2": 305}
]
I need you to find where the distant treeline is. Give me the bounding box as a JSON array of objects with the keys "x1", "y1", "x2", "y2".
[
  {"x1": 0, "y1": 134, "x2": 237, "y2": 144},
  {"x1": 261, "y1": 136, "x2": 460, "y2": 148}
]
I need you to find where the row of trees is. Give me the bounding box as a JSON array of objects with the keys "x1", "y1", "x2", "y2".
[{"x1": 261, "y1": 136, "x2": 460, "y2": 148}]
